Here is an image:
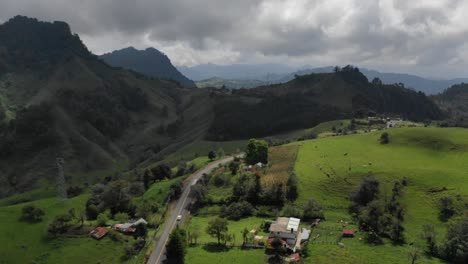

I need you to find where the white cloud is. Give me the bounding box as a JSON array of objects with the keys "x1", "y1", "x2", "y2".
[{"x1": 1, "y1": 0, "x2": 468, "y2": 77}]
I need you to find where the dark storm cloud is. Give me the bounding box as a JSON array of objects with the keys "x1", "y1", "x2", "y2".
[{"x1": 1, "y1": 0, "x2": 468, "y2": 77}]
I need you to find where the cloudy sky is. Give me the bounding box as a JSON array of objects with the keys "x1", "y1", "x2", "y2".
[{"x1": 1, "y1": 0, "x2": 468, "y2": 78}]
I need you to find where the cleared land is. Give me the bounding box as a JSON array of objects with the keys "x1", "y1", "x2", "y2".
[{"x1": 294, "y1": 127, "x2": 468, "y2": 263}]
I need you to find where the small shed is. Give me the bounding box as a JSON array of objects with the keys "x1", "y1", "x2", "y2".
[
  {"x1": 342, "y1": 229, "x2": 356, "y2": 237},
  {"x1": 90, "y1": 227, "x2": 108, "y2": 240}
]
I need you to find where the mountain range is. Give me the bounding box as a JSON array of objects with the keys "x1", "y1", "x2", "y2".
[
  {"x1": 0, "y1": 15, "x2": 456, "y2": 197},
  {"x1": 182, "y1": 64, "x2": 468, "y2": 95}
]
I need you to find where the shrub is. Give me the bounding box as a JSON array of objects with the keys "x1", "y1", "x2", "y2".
[
  {"x1": 97, "y1": 213, "x2": 108, "y2": 226},
  {"x1": 380, "y1": 132, "x2": 390, "y2": 144},
  {"x1": 441, "y1": 217, "x2": 468, "y2": 263},
  {"x1": 20, "y1": 205, "x2": 45, "y2": 222},
  {"x1": 223, "y1": 201, "x2": 254, "y2": 220},
  {"x1": 303, "y1": 198, "x2": 324, "y2": 220},
  {"x1": 439, "y1": 197, "x2": 457, "y2": 222},
  {"x1": 47, "y1": 214, "x2": 73, "y2": 236}
]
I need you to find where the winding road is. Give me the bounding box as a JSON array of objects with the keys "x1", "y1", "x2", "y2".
[{"x1": 147, "y1": 155, "x2": 240, "y2": 264}]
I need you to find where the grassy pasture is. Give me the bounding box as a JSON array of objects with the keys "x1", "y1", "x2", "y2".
[
  {"x1": 0, "y1": 194, "x2": 128, "y2": 264},
  {"x1": 294, "y1": 127, "x2": 468, "y2": 263}
]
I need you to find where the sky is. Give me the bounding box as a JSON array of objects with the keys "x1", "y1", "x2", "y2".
[{"x1": 1, "y1": 0, "x2": 468, "y2": 78}]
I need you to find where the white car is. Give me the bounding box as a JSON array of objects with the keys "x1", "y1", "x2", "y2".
[{"x1": 177, "y1": 215, "x2": 182, "y2": 221}]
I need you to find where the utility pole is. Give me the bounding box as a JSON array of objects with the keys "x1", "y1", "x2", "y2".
[{"x1": 56, "y1": 157, "x2": 67, "y2": 200}]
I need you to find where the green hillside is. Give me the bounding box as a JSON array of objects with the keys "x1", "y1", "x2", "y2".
[{"x1": 294, "y1": 127, "x2": 468, "y2": 263}]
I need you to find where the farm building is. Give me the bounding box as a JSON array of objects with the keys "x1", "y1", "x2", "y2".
[
  {"x1": 90, "y1": 227, "x2": 108, "y2": 240},
  {"x1": 268, "y1": 217, "x2": 308, "y2": 252},
  {"x1": 113, "y1": 218, "x2": 148, "y2": 234},
  {"x1": 342, "y1": 229, "x2": 356, "y2": 237}
]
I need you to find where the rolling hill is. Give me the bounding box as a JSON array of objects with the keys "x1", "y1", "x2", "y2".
[
  {"x1": 190, "y1": 64, "x2": 468, "y2": 95},
  {"x1": 0, "y1": 16, "x2": 448, "y2": 199},
  {"x1": 100, "y1": 47, "x2": 196, "y2": 88},
  {"x1": 207, "y1": 66, "x2": 444, "y2": 140}
]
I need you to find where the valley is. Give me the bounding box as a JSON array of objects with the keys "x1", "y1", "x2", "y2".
[{"x1": 0, "y1": 11, "x2": 468, "y2": 264}]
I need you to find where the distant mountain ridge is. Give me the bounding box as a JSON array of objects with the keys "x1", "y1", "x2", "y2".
[
  {"x1": 183, "y1": 64, "x2": 468, "y2": 95},
  {"x1": 100, "y1": 47, "x2": 196, "y2": 88}
]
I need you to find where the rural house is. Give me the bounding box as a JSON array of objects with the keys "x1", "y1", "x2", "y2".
[{"x1": 267, "y1": 217, "x2": 308, "y2": 252}]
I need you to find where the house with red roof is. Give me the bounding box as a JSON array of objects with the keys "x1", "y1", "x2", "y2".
[{"x1": 90, "y1": 227, "x2": 108, "y2": 240}]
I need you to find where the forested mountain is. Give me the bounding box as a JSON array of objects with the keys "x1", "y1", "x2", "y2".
[
  {"x1": 207, "y1": 66, "x2": 444, "y2": 140},
  {"x1": 191, "y1": 64, "x2": 467, "y2": 95},
  {"x1": 432, "y1": 83, "x2": 468, "y2": 127},
  {"x1": 0, "y1": 16, "x2": 213, "y2": 197},
  {"x1": 100, "y1": 47, "x2": 196, "y2": 88},
  {"x1": 0, "y1": 16, "x2": 446, "y2": 197}
]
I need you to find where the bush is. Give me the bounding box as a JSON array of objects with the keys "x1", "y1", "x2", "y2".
[
  {"x1": 21, "y1": 205, "x2": 45, "y2": 222},
  {"x1": 66, "y1": 186, "x2": 83, "y2": 197},
  {"x1": 47, "y1": 214, "x2": 73, "y2": 236},
  {"x1": 222, "y1": 201, "x2": 254, "y2": 220},
  {"x1": 441, "y1": 217, "x2": 468, "y2": 263},
  {"x1": 281, "y1": 204, "x2": 302, "y2": 218},
  {"x1": 380, "y1": 132, "x2": 390, "y2": 144},
  {"x1": 438, "y1": 197, "x2": 456, "y2": 221},
  {"x1": 303, "y1": 198, "x2": 324, "y2": 220},
  {"x1": 86, "y1": 204, "x2": 99, "y2": 220},
  {"x1": 97, "y1": 213, "x2": 108, "y2": 226}
]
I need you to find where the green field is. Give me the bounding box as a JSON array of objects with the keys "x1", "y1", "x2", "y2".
[
  {"x1": 294, "y1": 127, "x2": 468, "y2": 263},
  {"x1": 0, "y1": 194, "x2": 129, "y2": 264},
  {"x1": 186, "y1": 216, "x2": 267, "y2": 264}
]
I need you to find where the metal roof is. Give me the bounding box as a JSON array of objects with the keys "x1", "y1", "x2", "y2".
[{"x1": 287, "y1": 217, "x2": 300, "y2": 232}]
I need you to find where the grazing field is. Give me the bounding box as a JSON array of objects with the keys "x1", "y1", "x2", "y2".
[
  {"x1": 294, "y1": 127, "x2": 468, "y2": 263},
  {"x1": 0, "y1": 194, "x2": 127, "y2": 264}
]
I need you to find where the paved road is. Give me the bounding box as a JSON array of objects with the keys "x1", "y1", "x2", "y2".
[{"x1": 147, "y1": 155, "x2": 239, "y2": 264}]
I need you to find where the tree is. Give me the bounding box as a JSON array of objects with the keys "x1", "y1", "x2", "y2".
[
  {"x1": 47, "y1": 214, "x2": 73, "y2": 236},
  {"x1": 380, "y1": 132, "x2": 390, "y2": 144},
  {"x1": 286, "y1": 173, "x2": 298, "y2": 202},
  {"x1": 441, "y1": 216, "x2": 468, "y2": 263},
  {"x1": 408, "y1": 246, "x2": 421, "y2": 264},
  {"x1": 208, "y1": 150, "x2": 216, "y2": 161},
  {"x1": 241, "y1": 228, "x2": 249, "y2": 245},
  {"x1": 350, "y1": 175, "x2": 380, "y2": 209},
  {"x1": 191, "y1": 230, "x2": 200, "y2": 245},
  {"x1": 206, "y1": 217, "x2": 229, "y2": 245},
  {"x1": 166, "y1": 228, "x2": 186, "y2": 264},
  {"x1": 86, "y1": 204, "x2": 99, "y2": 220},
  {"x1": 303, "y1": 198, "x2": 324, "y2": 220},
  {"x1": 217, "y1": 147, "x2": 225, "y2": 158},
  {"x1": 151, "y1": 164, "x2": 171, "y2": 182},
  {"x1": 438, "y1": 197, "x2": 456, "y2": 221},
  {"x1": 270, "y1": 237, "x2": 285, "y2": 263},
  {"x1": 228, "y1": 161, "x2": 240, "y2": 175},
  {"x1": 21, "y1": 205, "x2": 45, "y2": 222},
  {"x1": 421, "y1": 224, "x2": 438, "y2": 256},
  {"x1": 97, "y1": 213, "x2": 108, "y2": 226},
  {"x1": 169, "y1": 180, "x2": 183, "y2": 199},
  {"x1": 143, "y1": 169, "x2": 151, "y2": 190},
  {"x1": 115, "y1": 212, "x2": 129, "y2": 223},
  {"x1": 245, "y1": 139, "x2": 269, "y2": 165}
]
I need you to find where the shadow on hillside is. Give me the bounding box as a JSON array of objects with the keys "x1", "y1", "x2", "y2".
[{"x1": 202, "y1": 243, "x2": 231, "y2": 252}]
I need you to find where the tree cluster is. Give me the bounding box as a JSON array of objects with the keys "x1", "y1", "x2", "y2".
[{"x1": 350, "y1": 176, "x2": 407, "y2": 244}]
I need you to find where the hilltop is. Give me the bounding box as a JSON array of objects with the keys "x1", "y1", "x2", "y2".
[
  {"x1": 207, "y1": 66, "x2": 444, "y2": 140},
  {"x1": 0, "y1": 16, "x2": 447, "y2": 198},
  {"x1": 100, "y1": 47, "x2": 196, "y2": 88}
]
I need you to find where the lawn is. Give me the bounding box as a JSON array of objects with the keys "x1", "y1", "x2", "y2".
[
  {"x1": 293, "y1": 127, "x2": 468, "y2": 263},
  {"x1": 186, "y1": 216, "x2": 268, "y2": 264}
]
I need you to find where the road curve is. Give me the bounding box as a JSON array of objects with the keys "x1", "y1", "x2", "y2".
[{"x1": 147, "y1": 155, "x2": 239, "y2": 264}]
